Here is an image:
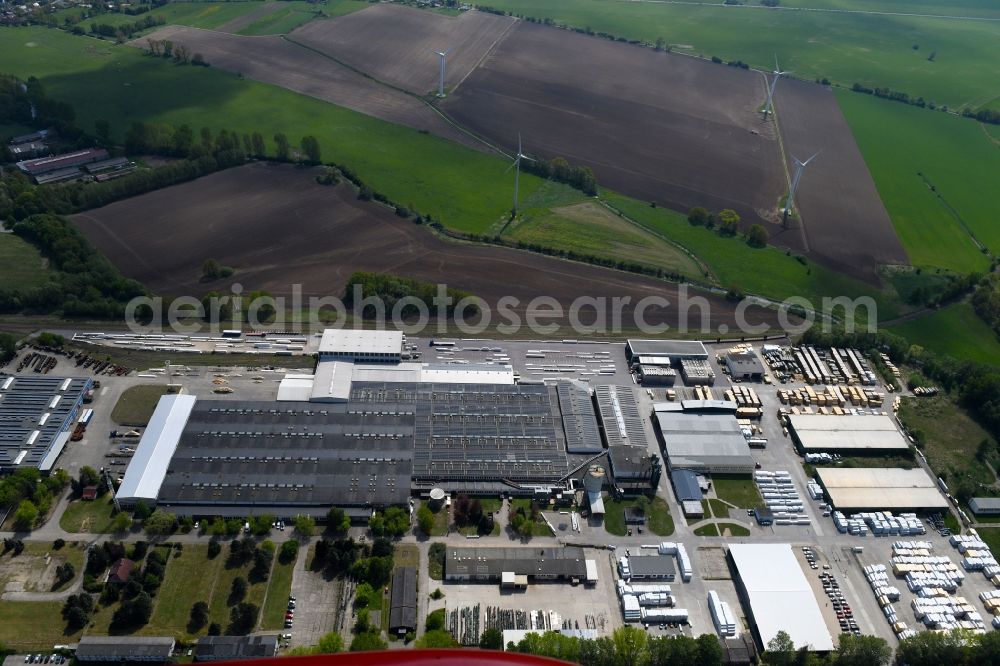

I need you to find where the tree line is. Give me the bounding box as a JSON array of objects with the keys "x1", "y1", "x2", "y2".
[
  {"x1": 521, "y1": 155, "x2": 598, "y2": 196},
  {"x1": 344, "y1": 271, "x2": 479, "y2": 319},
  {"x1": 972, "y1": 275, "x2": 1000, "y2": 341},
  {"x1": 84, "y1": 15, "x2": 166, "y2": 41}
]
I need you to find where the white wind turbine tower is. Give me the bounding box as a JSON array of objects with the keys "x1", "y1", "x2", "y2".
[
  {"x1": 434, "y1": 48, "x2": 451, "y2": 97},
  {"x1": 763, "y1": 55, "x2": 789, "y2": 119},
  {"x1": 507, "y1": 133, "x2": 534, "y2": 217},
  {"x1": 783, "y1": 152, "x2": 819, "y2": 224}
]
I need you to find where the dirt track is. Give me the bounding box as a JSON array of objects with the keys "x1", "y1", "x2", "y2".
[
  {"x1": 130, "y1": 26, "x2": 486, "y2": 152},
  {"x1": 774, "y1": 79, "x2": 909, "y2": 280},
  {"x1": 443, "y1": 22, "x2": 790, "y2": 241},
  {"x1": 71, "y1": 163, "x2": 783, "y2": 335},
  {"x1": 290, "y1": 4, "x2": 516, "y2": 95}
]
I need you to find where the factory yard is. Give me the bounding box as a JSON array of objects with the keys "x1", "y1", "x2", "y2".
[
  {"x1": 129, "y1": 26, "x2": 485, "y2": 152},
  {"x1": 1, "y1": 330, "x2": 995, "y2": 656},
  {"x1": 71, "y1": 162, "x2": 781, "y2": 335},
  {"x1": 289, "y1": 4, "x2": 516, "y2": 96}
]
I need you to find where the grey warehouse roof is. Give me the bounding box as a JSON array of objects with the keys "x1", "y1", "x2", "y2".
[
  {"x1": 76, "y1": 636, "x2": 175, "y2": 660},
  {"x1": 627, "y1": 555, "x2": 676, "y2": 577},
  {"x1": 389, "y1": 566, "x2": 418, "y2": 630},
  {"x1": 556, "y1": 382, "x2": 602, "y2": 454},
  {"x1": 656, "y1": 412, "x2": 755, "y2": 472},
  {"x1": 626, "y1": 339, "x2": 708, "y2": 359},
  {"x1": 595, "y1": 385, "x2": 649, "y2": 449},
  {"x1": 318, "y1": 329, "x2": 402, "y2": 356},
  {"x1": 788, "y1": 414, "x2": 910, "y2": 452},
  {"x1": 195, "y1": 635, "x2": 277, "y2": 661},
  {"x1": 816, "y1": 467, "x2": 947, "y2": 511},
  {"x1": 0, "y1": 374, "x2": 92, "y2": 471},
  {"x1": 446, "y1": 546, "x2": 589, "y2": 578}
]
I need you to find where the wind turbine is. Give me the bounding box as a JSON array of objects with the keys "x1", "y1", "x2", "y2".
[
  {"x1": 762, "y1": 55, "x2": 789, "y2": 119},
  {"x1": 783, "y1": 152, "x2": 819, "y2": 224},
  {"x1": 433, "y1": 48, "x2": 450, "y2": 97},
  {"x1": 507, "y1": 134, "x2": 534, "y2": 217}
]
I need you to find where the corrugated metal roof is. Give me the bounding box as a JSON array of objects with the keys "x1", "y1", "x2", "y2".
[
  {"x1": 627, "y1": 340, "x2": 707, "y2": 358},
  {"x1": 116, "y1": 394, "x2": 197, "y2": 502},
  {"x1": 656, "y1": 413, "x2": 754, "y2": 472},
  {"x1": 319, "y1": 329, "x2": 402, "y2": 355},
  {"x1": 816, "y1": 467, "x2": 947, "y2": 510},
  {"x1": 670, "y1": 468, "x2": 702, "y2": 502}
]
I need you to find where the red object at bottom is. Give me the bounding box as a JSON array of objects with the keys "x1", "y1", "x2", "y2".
[{"x1": 219, "y1": 650, "x2": 575, "y2": 666}]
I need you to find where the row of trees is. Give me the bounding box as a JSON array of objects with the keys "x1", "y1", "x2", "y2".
[
  {"x1": 142, "y1": 38, "x2": 207, "y2": 66},
  {"x1": 972, "y1": 274, "x2": 1000, "y2": 340},
  {"x1": 311, "y1": 536, "x2": 396, "y2": 588},
  {"x1": 506, "y1": 627, "x2": 894, "y2": 666},
  {"x1": 88, "y1": 15, "x2": 165, "y2": 40},
  {"x1": 687, "y1": 206, "x2": 769, "y2": 248},
  {"x1": 344, "y1": 271, "x2": 479, "y2": 320},
  {"x1": 522, "y1": 155, "x2": 598, "y2": 196},
  {"x1": 851, "y1": 83, "x2": 945, "y2": 113}
]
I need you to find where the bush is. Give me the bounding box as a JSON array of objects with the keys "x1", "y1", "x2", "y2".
[
  {"x1": 207, "y1": 540, "x2": 222, "y2": 559},
  {"x1": 279, "y1": 540, "x2": 299, "y2": 564},
  {"x1": 426, "y1": 608, "x2": 446, "y2": 632}
]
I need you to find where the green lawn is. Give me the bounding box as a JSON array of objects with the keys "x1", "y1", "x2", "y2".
[
  {"x1": 148, "y1": 1, "x2": 273, "y2": 30},
  {"x1": 716, "y1": 522, "x2": 750, "y2": 537},
  {"x1": 208, "y1": 555, "x2": 269, "y2": 631},
  {"x1": 647, "y1": 497, "x2": 674, "y2": 536},
  {"x1": 423, "y1": 501, "x2": 449, "y2": 537},
  {"x1": 603, "y1": 192, "x2": 898, "y2": 319},
  {"x1": 0, "y1": 601, "x2": 83, "y2": 651},
  {"x1": 60, "y1": 494, "x2": 118, "y2": 533},
  {"x1": 977, "y1": 527, "x2": 1000, "y2": 559},
  {"x1": 0, "y1": 233, "x2": 53, "y2": 291},
  {"x1": 706, "y1": 499, "x2": 731, "y2": 520},
  {"x1": 889, "y1": 301, "x2": 1000, "y2": 364},
  {"x1": 837, "y1": 91, "x2": 1000, "y2": 272},
  {"x1": 111, "y1": 384, "x2": 171, "y2": 425},
  {"x1": 0, "y1": 26, "x2": 551, "y2": 236},
  {"x1": 260, "y1": 549, "x2": 296, "y2": 630},
  {"x1": 144, "y1": 544, "x2": 224, "y2": 638},
  {"x1": 712, "y1": 475, "x2": 764, "y2": 509},
  {"x1": 898, "y1": 394, "x2": 997, "y2": 486},
  {"x1": 484, "y1": 0, "x2": 1000, "y2": 108},
  {"x1": 693, "y1": 523, "x2": 718, "y2": 537}
]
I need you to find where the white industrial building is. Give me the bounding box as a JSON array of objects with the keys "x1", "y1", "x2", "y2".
[
  {"x1": 729, "y1": 544, "x2": 835, "y2": 651},
  {"x1": 317, "y1": 328, "x2": 403, "y2": 362},
  {"x1": 788, "y1": 414, "x2": 910, "y2": 453},
  {"x1": 625, "y1": 339, "x2": 707, "y2": 363},
  {"x1": 654, "y1": 412, "x2": 755, "y2": 474},
  {"x1": 277, "y1": 360, "x2": 515, "y2": 402},
  {"x1": 815, "y1": 467, "x2": 949, "y2": 512},
  {"x1": 115, "y1": 394, "x2": 197, "y2": 508}
]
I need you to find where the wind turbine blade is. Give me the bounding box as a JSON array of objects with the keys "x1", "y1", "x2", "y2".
[
  {"x1": 504, "y1": 158, "x2": 517, "y2": 174},
  {"x1": 520, "y1": 155, "x2": 535, "y2": 162},
  {"x1": 774, "y1": 54, "x2": 779, "y2": 73},
  {"x1": 803, "y1": 151, "x2": 821, "y2": 165},
  {"x1": 517, "y1": 132, "x2": 522, "y2": 155}
]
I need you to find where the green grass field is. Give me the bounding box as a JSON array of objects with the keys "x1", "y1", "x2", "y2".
[
  {"x1": 0, "y1": 233, "x2": 53, "y2": 291},
  {"x1": 60, "y1": 494, "x2": 118, "y2": 533},
  {"x1": 717, "y1": 523, "x2": 750, "y2": 537},
  {"x1": 485, "y1": 0, "x2": 1000, "y2": 108},
  {"x1": 693, "y1": 523, "x2": 718, "y2": 537},
  {"x1": 898, "y1": 394, "x2": 997, "y2": 486},
  {"x1": 507, "y1": 199, "x2": 704, "y2": 280},
  {"x1": 238, "y1": 1, "x2": 366, "y2": 35},
  {"x1": 0, "y1": 601, "x2": 83, "y2": 650},
  {"x1": 0, "y1": 26, "x2": 551, "y2": 234},
  {"x1": 111, "y1": 384, "x2": 171, "y2": 425},
  {"x1": 146, "y1": 1, "x2": 274, "y2": 30},
  {"x1": 259, "y1": 550, "x2": 296, "y2": 630},
  {"x1": 712, "y1": 475, "x2": 764, "y2": 509},
  {"x1": 144, "y1": 544, "x2": 224, "y2": 638},
  {"x1": 837, "y1": 91, "x2": 1000, "y2": 272},
  {"x1": 889, "y1": 301, "x2": 1000, "y2": 364}
]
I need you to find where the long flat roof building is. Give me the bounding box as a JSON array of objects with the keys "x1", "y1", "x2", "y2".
[
  {"x1": 729, "y1": 544, "x2": 834, "y2": 652},
  {"x1": 555, "y1": 382, "x2": 603, "y2": 454},
  {"x1": 788, "y1": 414, "x2": 910, "y2": 453},
  {"x1": 0, "y1": 374, "x2": 92, "y2": 472},
  {"x1": 388, "y1": 566, "x2": 418, "y2": 633},
  {"x1": 76, "y1": 636, "x2": 175, "y2": 662},
  {"x1": 626, "y1": 339, "x2": 708, "y2": 362},
  {"x1": 194, "y1": 636, "x2": 277, "y2": 661},
  {"x1": 595, "y1": 385, "x2": 649, "y2": 449},
  {"x1": 655, "y1": 412, "x2": 755, "y2": 474},
  {"x1": 815, "y1": 467, "x2": 948, "y2": 511},
  {"x1": 445, "y1": 546, "x2": 594, "y2": 582},
  {"x1": 16, "y1": 147, "x2": 108, "y2": 176},
  {"x1": 116, "y1": 394, "x2": 198, "y2": 507}
]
